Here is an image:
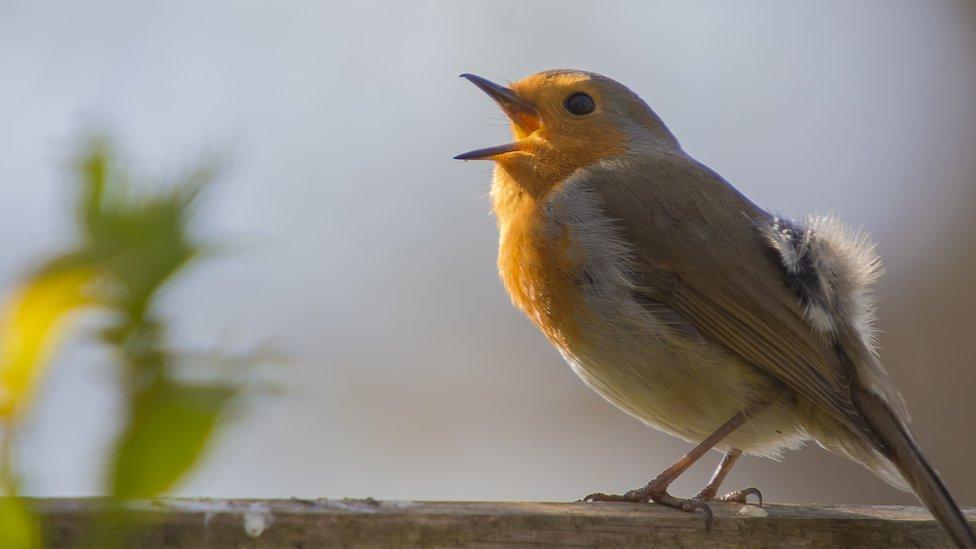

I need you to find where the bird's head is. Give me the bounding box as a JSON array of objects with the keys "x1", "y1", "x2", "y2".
[{"x1": 455, "y1": 70, "x2": 677, "y2": 195}]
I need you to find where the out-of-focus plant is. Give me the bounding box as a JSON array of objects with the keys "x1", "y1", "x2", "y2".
[{"x1": 0, "y1": 141, "x2": 260, "y2": 547}]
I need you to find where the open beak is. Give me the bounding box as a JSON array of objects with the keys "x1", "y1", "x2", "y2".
[{"x1": 454, "y1": 73, "x2": 540, "y2": 161}]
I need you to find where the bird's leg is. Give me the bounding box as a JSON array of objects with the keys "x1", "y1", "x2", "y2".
[
  {"x1": 582, "y1": 402, "x2": 768, "y2": 529},
  {"x1": 691, "y1": 449, "x2": 762, "y2": 506}
]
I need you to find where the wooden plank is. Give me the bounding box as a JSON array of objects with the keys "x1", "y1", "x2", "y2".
[{"x1": 27, "y1": 498, "x2": 975, "y2": 548}]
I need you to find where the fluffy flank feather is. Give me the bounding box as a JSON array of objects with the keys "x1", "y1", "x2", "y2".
[
  {"x1": 762, "y1": 214, "x2": 908, "y2": 419},
  {"x1": 763, "y1": 214, "x2": 882, "y2": 345}
]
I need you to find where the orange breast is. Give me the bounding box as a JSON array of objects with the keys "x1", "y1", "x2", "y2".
[{"x1": 495, "y1": 191, "x2": 590, "y2": 350}]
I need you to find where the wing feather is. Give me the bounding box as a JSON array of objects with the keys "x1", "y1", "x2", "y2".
[{"x1": 584, "y1": 153, "x2": 877, "y2": 445}]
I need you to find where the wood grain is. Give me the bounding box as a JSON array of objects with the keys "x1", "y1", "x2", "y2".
[{"x1": 27, "y1": 498, "x2": 975, "y2": 548}]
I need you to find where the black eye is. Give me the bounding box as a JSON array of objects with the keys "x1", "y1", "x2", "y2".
[{"x1": 564, "y1": 92, "x2": 595, "y2": 116}]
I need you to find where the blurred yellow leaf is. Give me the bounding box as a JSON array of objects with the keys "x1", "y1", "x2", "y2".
[
  {"x1": 0, "y1": 269, "x2": 93, "y2": 423},
  {"x1": 110, "y1": 380, "x2": 234, "y2": 499}
]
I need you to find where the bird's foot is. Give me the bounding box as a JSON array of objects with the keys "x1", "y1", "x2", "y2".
[{"x1": 581, "y1": 477, "x2": 714, "y2": 530}]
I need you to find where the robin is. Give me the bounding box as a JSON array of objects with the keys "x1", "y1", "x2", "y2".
[{"x1": 455, "y1": 69, "x2": 974, "y2": 547}]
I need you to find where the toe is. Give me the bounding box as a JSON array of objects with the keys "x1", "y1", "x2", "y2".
[
  {"x1": 650, "y1": 492, "x2": 714, "y2": 531},
  {"x1": 582, "y1": 492, "x2": 628, "y2": 503}
]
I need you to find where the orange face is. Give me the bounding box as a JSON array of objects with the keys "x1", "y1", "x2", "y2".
[{"x1": 456, "y1": 70, "x2": 671, "y2": 196}]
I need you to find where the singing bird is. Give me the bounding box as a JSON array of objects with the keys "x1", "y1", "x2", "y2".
[{"x1": 455, "y1": 70, "x2": 974, "y2": 546}]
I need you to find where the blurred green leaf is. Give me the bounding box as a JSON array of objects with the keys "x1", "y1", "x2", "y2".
[
  {"x1": 0, "y1": 432, "x2": 40, "y2": 549},
  {"x1": 73, "y1": 143, "x2": 214, "y2": 323},
  {"x1": 0, "y1": 496, "x2": 40, "y2": 549},
  {"x1": 110, "y1": 379, "x2": 235, "y2": 499}
]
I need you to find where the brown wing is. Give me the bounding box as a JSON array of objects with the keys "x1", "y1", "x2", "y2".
[{"x1": 586, "y1": 152, "x2": 876, "y2": 444}]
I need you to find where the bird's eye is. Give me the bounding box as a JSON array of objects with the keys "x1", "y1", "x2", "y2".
[{"x1": 564, "y1": 92, "x2": 595, "y2": 116}]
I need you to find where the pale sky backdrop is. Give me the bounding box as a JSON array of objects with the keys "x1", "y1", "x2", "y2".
[{"x1": 2, "y1": 1, "x2": 975, "y2": 507}]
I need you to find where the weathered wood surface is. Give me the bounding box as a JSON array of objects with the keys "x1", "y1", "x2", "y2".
[{"x1": 30, "y1": 498, "x2": 975, "y2": 548}]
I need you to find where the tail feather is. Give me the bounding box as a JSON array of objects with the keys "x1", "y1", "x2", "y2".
[{"x1": 855, "y1": 388, "x2": 976, "y2": 548}]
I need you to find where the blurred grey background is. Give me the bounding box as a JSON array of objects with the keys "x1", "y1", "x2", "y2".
[{"x1": 2, "y1": 1, "x2": 975, "y2": 506}]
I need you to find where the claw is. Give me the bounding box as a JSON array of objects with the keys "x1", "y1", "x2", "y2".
[
  {"x1": 719, "y1": 486, "x2": 763, "y2": 507},
  {"x1": 682, "y1": 499, "x2": 714, "y2": 531}
]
